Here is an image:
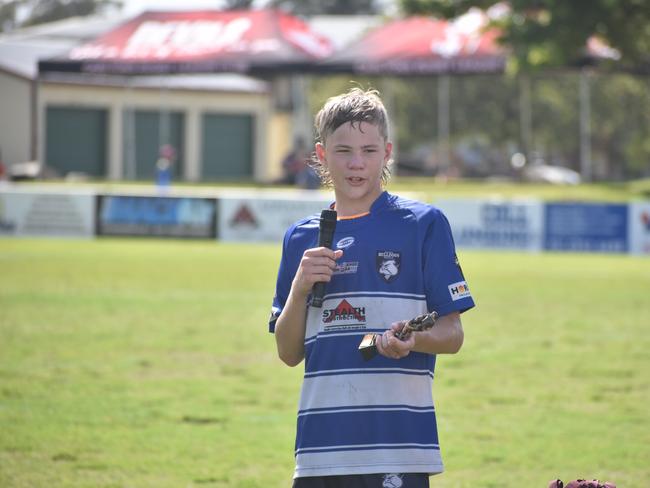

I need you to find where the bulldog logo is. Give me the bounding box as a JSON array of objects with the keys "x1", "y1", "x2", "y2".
[
  {"x1": 382, "y1": 474, "x2": 403, "y2": 488},
  {"x1": 376, "y1": 250, "x2": 401, "y2": 283}
]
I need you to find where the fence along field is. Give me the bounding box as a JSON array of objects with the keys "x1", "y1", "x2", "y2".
[{"x1": 0, "y1": 238, "x2": 648, "y2": 487}]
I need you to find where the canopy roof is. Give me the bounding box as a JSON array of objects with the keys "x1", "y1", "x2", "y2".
[
  {"x1": 323, "y1": 9, "x2": 507, "y2": 75},
  {"x1": 38, "y1": 9, "x2": 334, "y2": 75}
]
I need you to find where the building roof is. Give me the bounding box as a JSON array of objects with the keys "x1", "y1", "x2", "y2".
[
  {"x1": 0, "y1": 14, "x2": 127, "y2": 78},
  {"x1": 0, "y1": 11, "x2": 382, "y2": 80},
  {"x1": 40, "y1": 71, "x2": 268, "y2": 93},
  {"x1": 0, "y1": 12, "x2": 270, "y2": 91}
]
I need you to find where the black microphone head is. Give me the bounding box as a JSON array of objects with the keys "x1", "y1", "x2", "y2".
[{"x1": 319, "y1": 209, "x2": 337, "y2": 230}]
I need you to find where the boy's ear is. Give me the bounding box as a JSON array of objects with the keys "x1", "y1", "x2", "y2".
[
  {"x1": 315, "y1": 142, "x2": 326, "y2": 164},
  {"x1": 384, "y1": 141, "x2": 393, "y2": 162}
]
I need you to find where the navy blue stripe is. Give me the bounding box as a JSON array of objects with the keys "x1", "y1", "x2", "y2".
[
  {"x1": 298, "y1": 404, "x2": 434, "y2": 416},
  {"x1": 304, "y1": 368, "x2": 433, "y2": 379},
  {"x1": 296, "y1": 443, "x2": 440, "y2": 455},
  {"x1": 295, "y1": 409, "x2": 439, "y2": 451},
  {"x1": 304, "y1": 333, "x2": 436, "y2": 375},
  {"x1": 324, "y1": 292, "x2": 427, "y2": 301}
]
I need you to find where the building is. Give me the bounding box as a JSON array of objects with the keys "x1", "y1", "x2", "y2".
[{"x1": 0, "y1": 13, "x2": 297, "y2": 183}]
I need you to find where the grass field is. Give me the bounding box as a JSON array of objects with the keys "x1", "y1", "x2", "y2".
[{"x1": 1, "y1": 238, "x2": 649, "y2": 487}]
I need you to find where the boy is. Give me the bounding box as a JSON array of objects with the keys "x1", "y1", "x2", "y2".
[{"x1": 269, "y1": 88, "x2": 475, "y2": 488}]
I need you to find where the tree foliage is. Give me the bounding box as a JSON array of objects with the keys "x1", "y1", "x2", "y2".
[
  {"x1": 268, "y1": 0, "x2": 380, "y2": 16},
  {"x1": 399, "y1": 0, "x2": 650, "y2": 72},
  {"x1": 221, "y1": 0, "x2": 255, "y2": 10},
  {"x1": 0, "y1": 0, "x2": 120, "y2": 32},
  {"x1": 310, "y1": 73, "x2": 650, "y2": 180}
]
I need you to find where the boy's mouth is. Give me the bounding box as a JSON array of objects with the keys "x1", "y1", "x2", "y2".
[{"x1": 347, "y1": 176, "x2": 365, "y2": 185}]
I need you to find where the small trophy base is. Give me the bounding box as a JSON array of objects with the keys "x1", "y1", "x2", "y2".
[
  {"x1": 357, "y1": 312, "x2": 440, "y2": 361},
  {"x1": 358, "y1": 333, "x2": 379, "y2": 361}
]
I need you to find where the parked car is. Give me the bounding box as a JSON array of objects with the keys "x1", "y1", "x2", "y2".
[{"x1": 523, "y1": 164, "x2": 582, "y2": 185}]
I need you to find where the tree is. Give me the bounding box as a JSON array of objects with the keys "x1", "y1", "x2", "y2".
[
  {"x1": 267, "y1": 0, "x2": 380, "y2": 16},
  {"x1": 0, "y1": 0, "x2": 120, "y2": 32},
  {"x1": 399, "y1": 0, "x2": 650, "y2": 72},
  {"x1": 222, "y1": 0, "x2": 255, "y2": 10}
]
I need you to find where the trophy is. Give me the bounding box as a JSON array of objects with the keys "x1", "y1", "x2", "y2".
[{"x1": 358, "y1": 311, "x2": 439, "y2": 361}]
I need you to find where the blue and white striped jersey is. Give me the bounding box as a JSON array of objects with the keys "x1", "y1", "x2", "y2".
[{"x1": 270, "y1": 191, "x2": 475, "y2": 478}]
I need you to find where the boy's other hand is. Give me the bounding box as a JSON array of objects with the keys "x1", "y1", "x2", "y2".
[{"x1": 376, "y1": 321, "x2": 414, "y2": 359}]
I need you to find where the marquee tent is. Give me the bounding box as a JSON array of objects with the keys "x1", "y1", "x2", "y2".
[
  {"x1": 322, "y1": 9, "x2": 507, "y2": 75},
  {"x1": 38, "y1": 9, "x2": 334, "y2": 75}
]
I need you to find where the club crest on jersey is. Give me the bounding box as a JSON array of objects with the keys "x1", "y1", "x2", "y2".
[
  {"x1": 382, "y1": 474, "x2": 403, "y2": 488},
  {"x1": 376, "y1": 250, "x2": 401, "y2": 283}
]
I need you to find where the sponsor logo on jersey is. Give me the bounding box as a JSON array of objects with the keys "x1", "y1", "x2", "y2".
[
  {"x1": 376, "y1": 250, "x2": 401, "y2": 282},
  {"x1": 322, "y1": 299, "x2": 366, "y2": 325},
  {"x1": 336, "y1": 236, "x2": 355, "y2": 249},
  {"x1": 448, "y1": 281, "x2": 471, "y2": 301},
  {"x1": 333, "y1": 261, "x2": 358, "y2": 275}
]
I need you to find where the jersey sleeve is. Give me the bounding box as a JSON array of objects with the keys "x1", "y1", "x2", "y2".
[
  {"x1": 269, "y1": 225, "x2": 297, "y2": 333},
  {"x1": 423, "y1": 208, "x2": 475, "y2": 317}
]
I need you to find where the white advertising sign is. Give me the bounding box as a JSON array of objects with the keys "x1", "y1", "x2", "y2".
[
  {"x1": 0, "y1": 190, "x2": 95, "y2": 238},
  {"x1": 628, "y1": 201, "x2": 650, "y2": 255},
  {"x1": 218, "y1": 195, "x2": 331, "y2": 242},
  {"x1": 434, "y1": 198, "x2": 544, "y2": 251}
]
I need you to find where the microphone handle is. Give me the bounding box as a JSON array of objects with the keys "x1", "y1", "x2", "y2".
[
  {"x1": 311, "y1": 209, "x2": 337, "y2": 308},
  {"x1": 311, "y1": 283, "x2": 327, "y2": 307}
]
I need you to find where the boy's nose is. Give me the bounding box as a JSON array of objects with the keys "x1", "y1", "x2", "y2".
[{"x1": 348, "y1": 151, "x2": 364, "y2": 168}]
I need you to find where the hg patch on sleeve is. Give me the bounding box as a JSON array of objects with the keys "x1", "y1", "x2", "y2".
[{"x1": 448, "y1": 281, "x2": 471, "y2": 301}]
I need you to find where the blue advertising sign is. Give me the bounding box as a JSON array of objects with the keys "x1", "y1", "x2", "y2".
[
  {"x1": 98, "y1": 195, "x2": 216, "y2": 238},
  {"x1": 543, "y1": 203, "x2": 628, "y2": 253}
]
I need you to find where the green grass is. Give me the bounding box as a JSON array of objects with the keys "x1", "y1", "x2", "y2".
[{"x1": 1, "y1": 239, "x2": 649, "y2": 487}]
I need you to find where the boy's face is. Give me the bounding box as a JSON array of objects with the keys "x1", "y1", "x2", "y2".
[{"x1": 316, "y1": 121, "x2": 392, "y2": 214}]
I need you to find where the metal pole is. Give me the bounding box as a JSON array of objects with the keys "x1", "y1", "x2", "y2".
[
  {"x1": 579, "y1": 68, "x2": 592, "y2": 182},
  {"x1": 519, "y1": 73, "x2": 532, "y2": 163},
  {"x1": 291, "y1": 74, "x2": 311, "y2": 144},
  {"x1": 437, "y1": 74, "x2": 451, "y2": 172},
  {"x1": 124, "y1": 78, "x2": 136, "y2": 181},
  {"x1": 380, "y1": 77, "x2": 397, "y2": 174}
]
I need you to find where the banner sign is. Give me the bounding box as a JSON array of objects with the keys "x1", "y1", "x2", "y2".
[
  {"x1": 628, "y1": 202, "x2": 650, "y2": 255},
  {"x1": 0, "y1": 190, "x2": 95, "y2": 237},
  {"x1": 434, "y1": 199, "x2": 544, "y2": 251},
  {"x1": 98, "y1": 195, "x2": 216, "y2": 238},
  {"x1": 218, "y1": 196, "x2": 331, "y2": 242},
  {"x1": 543, "y1": 202, "x2": 628, "y2": 253}
]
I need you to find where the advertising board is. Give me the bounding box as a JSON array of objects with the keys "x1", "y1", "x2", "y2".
[
  {"x1": 435, "y1": 199, "x2": 544, "y2": 251},
  {"x1": 218, "y1": 196, "x2": 331, "y2": 242},
  {"x1": 628, "y1": 201, "x2": 650, "y2": 255},
  {"x1": 543, "y1": 202, "x2": 628, "y2": 253},
  {"x1": 0, "y1": 189, "x2": 95, "y2": 237},
  {"x1": 98, "y1": 195, "x2": 216, "y2": 238}
]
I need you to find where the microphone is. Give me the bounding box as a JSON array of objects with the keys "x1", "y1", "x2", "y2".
[{"x1": 311, "y1": 209, "x2": 337, "y2": 308}]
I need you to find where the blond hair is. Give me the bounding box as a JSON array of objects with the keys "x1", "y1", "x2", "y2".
[{"x1": 311, "y1": 88, "x2": 392, "y2": 188}]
